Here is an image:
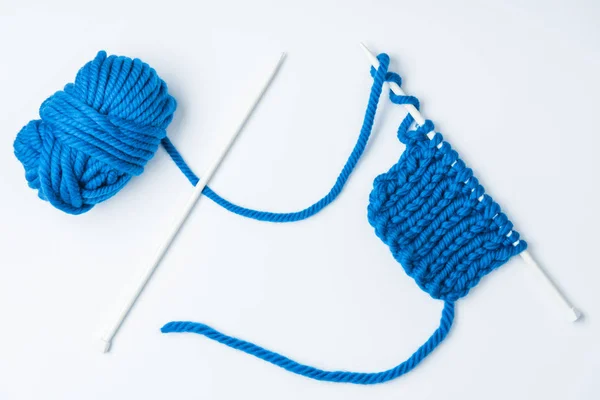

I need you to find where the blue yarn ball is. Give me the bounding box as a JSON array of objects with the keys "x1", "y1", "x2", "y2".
[{"x1": 14, "y1": 51, "x2": 177, "y2": 215}]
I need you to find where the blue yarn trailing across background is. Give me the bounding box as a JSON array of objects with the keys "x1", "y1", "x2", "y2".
[
  {"x1": 14, "y1": 51, "x2": 526, "y2": 384},
  {"x1": 161, "y1": 301, "x2": 455, "y2": 384},
  {"x1": 160, "y1": 54, "x2": 390, "y2": 222},
  {"x1": 14, "y1": 50, "x2": 384, "y2": 221},
  {"x1": 161, "y1": 54, "x2": 526, "y2": 384}
]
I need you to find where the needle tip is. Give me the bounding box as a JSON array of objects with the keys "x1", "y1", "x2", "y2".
[
  {"x1": 359, "y1": 42, "x2": 378, "y2": 66},
  {"x1": 101, "y1": 338, "x2": 112, "y2": 353},
  {"x1": 569, "y1": 307, "x2": 583, "y2": 322}
]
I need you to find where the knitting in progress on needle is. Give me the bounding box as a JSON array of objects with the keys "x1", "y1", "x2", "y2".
[
  {"x1": 12, "y1": 44, "x2": 580, "y2": 383},
  {"x1": 160, "y1": 47, "x2": 580, "y2": 384}
]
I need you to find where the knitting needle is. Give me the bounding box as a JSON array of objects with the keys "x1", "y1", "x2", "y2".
[
  {"x1": 101, "y1": 52, "x2": 287, "y2": 352},
  {"x1": 360, "y1": 42, "x2": 581, "y2": 322}
]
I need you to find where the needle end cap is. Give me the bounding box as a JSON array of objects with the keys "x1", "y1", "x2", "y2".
[
  {"x1": 101, "y1": 338, "x2": 112, "y2": 353},
  {"x1": 569, "y1": 307, "x2": 583, "y2": 322}
]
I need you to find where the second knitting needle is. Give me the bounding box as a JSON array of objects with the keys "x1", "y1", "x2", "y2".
[
  {"x1": 360, "y1": 42, "x2": 581, "y2": 322},
  {"x1": 101, "y1": 52, "x2": 287, "y2": 352}
]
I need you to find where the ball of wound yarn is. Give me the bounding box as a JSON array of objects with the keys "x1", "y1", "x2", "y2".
[{"x1": 13, "y1": 51, "x2": 177, "y2": 215}]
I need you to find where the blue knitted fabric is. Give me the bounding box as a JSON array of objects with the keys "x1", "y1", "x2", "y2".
[{"x1": 368, "y1": 119, "x2": 527, "y2": 302}]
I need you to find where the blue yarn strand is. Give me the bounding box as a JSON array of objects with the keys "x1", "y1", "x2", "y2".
[
  {"x1": 161, "y1": 52, "x2": 526, "y2": 384},
  {"x1": 161, "y1": 301, "x2": 455, "y2": 385},
  {"x1": 160, "y1": 54, "x2": 459, "y2": 384},
  {"x1": 160, "y1": 53, "x2": 391, "y2": 223},
  {"x1": 13, "y1": 51, "x2": 526, "y2": 384}
]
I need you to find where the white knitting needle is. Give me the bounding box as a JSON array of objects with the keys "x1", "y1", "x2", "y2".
[
  {"x1": 360, "y1": 42, "x2": 581, "y2": 322},
  {"x1": 101, "y1": 52, "x2": 287, "y2": 352}
]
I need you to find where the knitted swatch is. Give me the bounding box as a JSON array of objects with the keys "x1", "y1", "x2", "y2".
[{"x1": 368, "y1": 121, "x2": 527, "y2": 303}]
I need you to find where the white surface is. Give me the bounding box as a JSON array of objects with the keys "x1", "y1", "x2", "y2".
[
  {"x1": 101, "y1": 53, "x2": 286, "y2": 352},
  {"x1": 0, "y1": 0, "x2": 599, "y2": 399}
]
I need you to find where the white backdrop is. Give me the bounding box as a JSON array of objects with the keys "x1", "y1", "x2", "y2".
[{"x1": 1, "y1": 1, "x2": 599, "y2": 399}]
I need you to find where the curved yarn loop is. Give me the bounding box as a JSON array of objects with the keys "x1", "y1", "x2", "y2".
[
  {"x1": 161, "y1": 301, "x2": 455, "y2": 385},
  {"x1": 15, "y1": 51, "x2": 390, "y2": 221},
  {"x1": 161, "y1": 53, "x2": 393, "y2": 222}
]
